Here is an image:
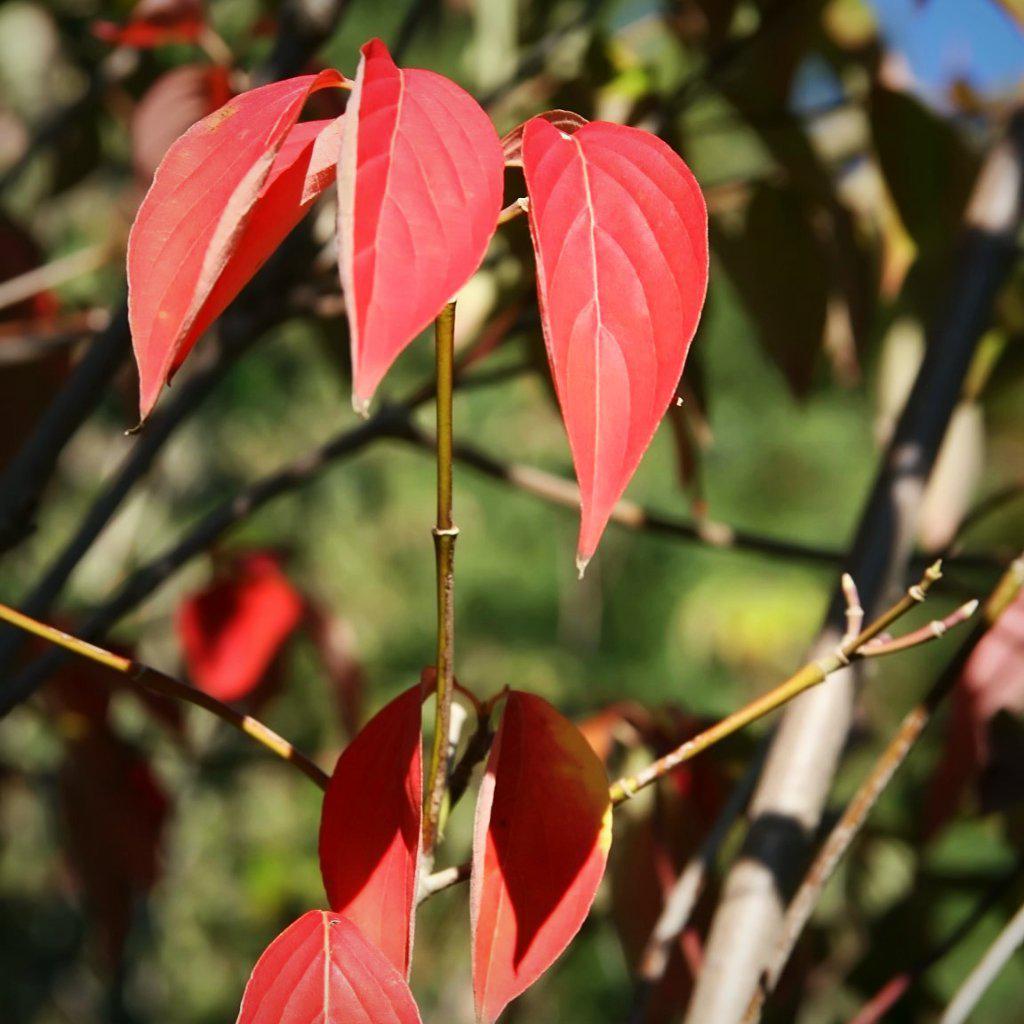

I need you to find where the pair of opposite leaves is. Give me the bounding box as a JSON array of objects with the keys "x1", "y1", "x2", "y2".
[
  {"x1": 237, "y1": 685, "x2": 612, "y2": 1023},
  {"x1": 129, "y1": 38, "x2": 709, "y2": 569}
]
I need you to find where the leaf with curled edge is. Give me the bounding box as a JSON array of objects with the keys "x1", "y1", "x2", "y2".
[
  {"x1": 319, "y1": 684, "x2": 423, "y2": 976},
  {"x1": 337, "y1": 38, "x2": 505, "y2": 413},
  {"x1": 521, "y1": 118, "x2": 708, "y2": 572},
  {"x1": 472, "y1": 690, "x2": 612, "y2": 1023},
  {"x1": 128, "y1": 70, "x2": 346, "y2": 421},
  {"x1": 236, "y1": 911, "x2": 423, "y2": 1024},
  {"x1": 500, "y1": 110, "x2": 588, "y2": 166}
]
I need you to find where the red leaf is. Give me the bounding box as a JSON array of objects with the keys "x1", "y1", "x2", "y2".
[
  {"x1": 177, "y1": 552, "x2": 305, "y2": 703},
  {"x1": 500, "y1": 110, "x2": 588, "y2": 167},
  {"x1": 472, "y1": 691, "x2": 612, "y2": 1022},
  {"x1": 521, "y1": 119, "x2": 709, "y2": 570},
  {"x1": 319, "y1": 684, "x2": 422, "y2": 975},
  {"x1": 337, "y1": 38, "x2": 504, "y2": 412},
  {"x1": 925, "y1": 590, "x2": 1024, "y2": 836},
  {"x1": 93, "y1": 0, "x2": 204, "y2": 48},
  {"x1": 128, "y1": 71, "x2": 346, "y2": 420},
  {"x1": 131, "y1": 65, "x2": 234, "y2": 182},
  {"x1": 237, "y1": 910, "x2": 423, "y2": 1024}
]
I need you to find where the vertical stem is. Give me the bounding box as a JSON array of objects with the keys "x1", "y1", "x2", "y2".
[{"x1": 423, "y1": 301, "x2": 458, "y2": 854}]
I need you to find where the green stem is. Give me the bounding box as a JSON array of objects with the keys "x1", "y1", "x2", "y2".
[{"x1": 423, "y1": 301, "x2": 458, "y2": 854}]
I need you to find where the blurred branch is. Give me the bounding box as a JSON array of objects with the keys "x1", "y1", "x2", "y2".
[
  {"x1": 395, "y1": 420, "x2": 1002, "y2": 575},
  {"x1": 0, "y1": 244, "x2": 112, "y2": 315},
  {"x1": 0, "y1": 600, "x2": 329, "y2": 789},
  {"x1": 0, "y1": 310, "x2": 110, "y2": 365},
  {"x1": 938, "y1": 894, "x2": 1024, "y2": 1024},
  {"x1": 687, "y1": 111, "x2": 1024, "y2": 1024},
  {"x1": 744, "y1": 555, "x2": 1024, "y2": 1023}
]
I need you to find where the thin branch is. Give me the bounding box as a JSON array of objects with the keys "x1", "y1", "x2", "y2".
[
  {"x1": 395, "y1": 421, "x2": 1001, "y2": 576},
  {"x1": 938, "y1": 897, "x2": 1024, "y2": 1024},
  {"x1": 423, "y1": 302, "x2": 459, "y2": 855},
  {"x1": 0, "y1": 243, "x2": 111, "y2": 315},
  {"x1": 743, "y1": 556, "x2": 1024, "y2": 1023},
  {"x1": 419, "y1": 861, "x2": 472, "y2": 902},
  {"x1": 858, "y1": 599, "x2": 979, "y2": 658},
  {"x1": 0, "y1": 601, "x2": 329, "y2": 789},
  {"x1": 609, "y1": 561, "x2": 951, "y2": 804}
]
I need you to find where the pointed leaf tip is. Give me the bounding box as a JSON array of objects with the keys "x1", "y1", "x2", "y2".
[
  {"x1": 522, "y1": 118, "x2": 709, "y2": 565},
  {"x1": 337, "y1": 38, "x2": 504, "y2": 407}
]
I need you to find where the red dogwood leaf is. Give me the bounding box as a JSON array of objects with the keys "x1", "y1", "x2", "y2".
[
  {"x1": 521, "y1": 119, "x2": 709, "y2": 571},
  {"x1": 472, "y1": 691, "x2": 612, "y2": 1023},
  {"x1": 337, "y1": 38, "x2": 504, "y2": 412},
  {"x1": 500, "y1": 110, "x2": 588, "y2": 166},
  {"x1": 925, "y1": 590, "x2": 1024, "y2": 836},
  {"x1": 177, "y1": 552, "x2": 304, "y2": 704},
  {"x1": 93, "y1": 0, "x2": 204, "y2": 48},
  {"x1": 237, "y1": 911, "x2": 422, "y2": 1024},
  {"x1": 128, "y1": 70, "x2": 346, "y2": 420},
  {"x1": 319, "y1": 684, "x2": 423, "y2": 975}
]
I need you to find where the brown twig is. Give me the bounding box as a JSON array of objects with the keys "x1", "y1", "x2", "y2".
[
  {"x1": 742, "y1": 556, "x2": 1023, "y2": 1023},
  {"x1": 0, "y1": 601, "x2": 329, "y2": 790}
]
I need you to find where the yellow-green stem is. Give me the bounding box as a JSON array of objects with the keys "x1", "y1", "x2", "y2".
[
  {"x1": 0, "y1": 601, "x2": 329, "y2": 789},
  {"x1": 609, "y1": 561, "x2": 945, "y2": 804},
  {"x1": 423, "y1": 301, "x2": 458, "y2": 853}
]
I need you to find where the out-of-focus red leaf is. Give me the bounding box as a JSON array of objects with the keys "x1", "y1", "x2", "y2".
[
  {"x1": 521, "y1": 119, "x2": 709, "y2": 570},
  {"x1": 925, "y1": 591, "x2": 1024, "y2": 836},
  {"x1": 48, "y1": 674, "x2": 168, "y2": 968},
  {"x1": 501, "y1": 110, "x2": 588, "y2": 166},
  {"x1": 176, "y1": 551, "x2": 304, "y2": 704},
  {"x1": 128, "y1": 70, "x2": 346, "y2": 420},
  {"x1": 131, "y1": 64, "x2": 234, "y2": 182},
  {"x1": 472, "y1": 691, "x2": 612, "y2": 1022},
  {"x1": 311, "y1": 609, "x2": 366, "y2": 738},
  {"x1": 577, "y1": 701, "x2": 650, "y2": 764},
  {"x1": 93, "y1": 0, "x2": 204, "y2": 48},
  {"x1": 236, "y1": 910, "x2": 423, "y2": 1024},
  {"x1": 337, "y1": 38, "x2": 504, "y2": 412},
  {"x1": 319, "y1": 684, "x2": 422, "y2": 976}
]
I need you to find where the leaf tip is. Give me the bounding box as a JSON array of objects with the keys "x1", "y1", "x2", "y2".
[
  {"x1": 575, "y1": 554, "x2": 590, "y2": 581},
  {"x1": 352, "y1": 392, "x2": 372, "y2": 419}
]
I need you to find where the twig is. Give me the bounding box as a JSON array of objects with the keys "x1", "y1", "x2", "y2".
[
  {"x1": 609, "y1": 562, "x2": 950, "y2": 804},
  {"x1": 419, "y1": 861, "x2": 472, "y2": 902},
  {"x1": 423, "y1": 302, "x2": 459, "y2": 855},
  {"x1": 938, "y1": 896, "x2": 1024, "y2": 1024},
  {"x1": 395, "y1": 422, "x2": 1001, "y2": 576},
  {"x1": 687, "y1": 110, "x2": 1024, "y2": 1024},
  {"x1": 857, "y1": 599, "x2": 979, "y2": 658},
  {"x1": 743, "y1": 556, "x2": 1023, "y2": 1023},
  {"x1": 0, "y1": 601, "x2": 328, "y2": 789},
  {"x1": 0, "y1": 243, "x2": 112, "y2": 315}
]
